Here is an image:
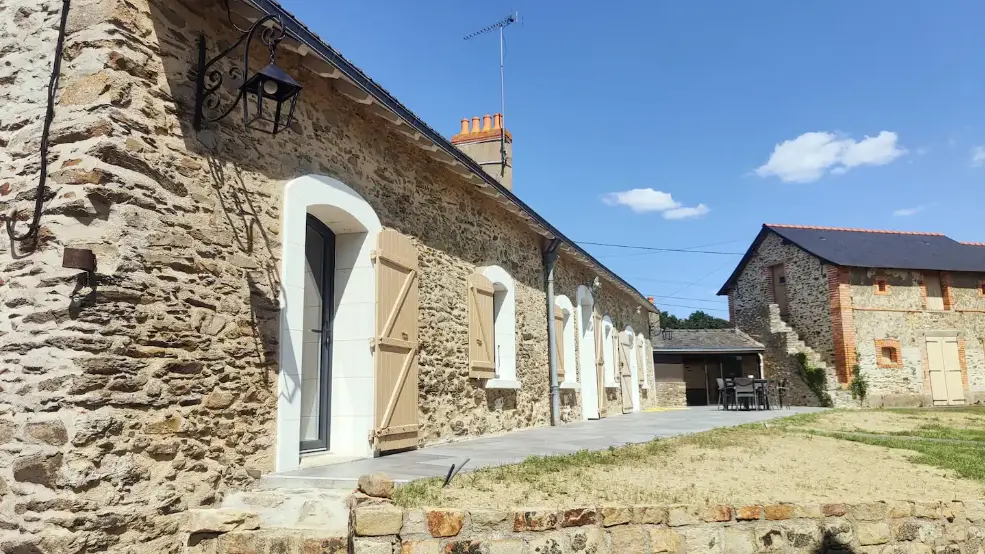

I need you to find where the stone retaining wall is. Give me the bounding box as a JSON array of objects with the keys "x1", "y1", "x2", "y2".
[{"x1": 350, "y1": 500, "x2": 985, "y2": 553}]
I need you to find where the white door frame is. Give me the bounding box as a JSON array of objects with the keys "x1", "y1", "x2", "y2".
[
  {"x1": 276, "y1": 175, "x2": 381, "y2": 471},
  {"x1": 576, "y1": 285, "x2": 599, "y2": 420}
]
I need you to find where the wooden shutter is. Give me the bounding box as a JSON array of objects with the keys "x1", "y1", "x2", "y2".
[
  {"x1": 592, "y1": 312, "x2": 606, "y2": 417},
  {"x1": 372, "y1": 229, "x2": 420, "y2": 453},
  {"x1": 553, "y1": 306, "x2": 565, "y2": 380},
  {"x1": 468, "y1": 274, "x2": 496, "y2": 379},
  {"x1": 618, "y1": 333, "x2": 633, "y2": 413},
  {"x1": 636, "y1": 338, "x2": 645, "y2": 384}
]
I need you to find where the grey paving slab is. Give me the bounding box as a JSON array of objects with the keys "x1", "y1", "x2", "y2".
[{"x1": 264, "y1": 406, "x2": 824, "y2": 489}]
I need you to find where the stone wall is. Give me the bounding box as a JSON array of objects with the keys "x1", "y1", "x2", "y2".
[
  {"x1": 849, "y1": 269, "x2": 985, "y2": 407},
  {"x1": 0, "y1": 0, "x2": 656, "y2": 551},
  {"x1": 732, "y1": 233, "x2": 834, "y2": 365},
  {"x1": 731, "y1": 233, "x2": 834, "y2": 405},
  {"x1": 338, "y1": 499, "x2": 985, "y2": 554},
  {"x1": 553, "y1": 256, "x2": 658, "y2": 418}
]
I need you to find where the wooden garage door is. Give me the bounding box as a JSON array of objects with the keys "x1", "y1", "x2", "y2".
[
  {"x1": 926, "y1": 336, "x2": 965, "y2": 406},
  {"x1": 372, "y1": 229, "x2": 420, "y2": 452}
]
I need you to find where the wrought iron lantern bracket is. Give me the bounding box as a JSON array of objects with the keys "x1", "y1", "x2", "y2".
[{"x1": 193, "y1": 14, "x2": 302, "y2": 135}]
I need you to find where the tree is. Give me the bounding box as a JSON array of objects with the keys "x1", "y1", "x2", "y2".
[{"x1": 660, "y1": 310, "x2": 731, "y2": 330}]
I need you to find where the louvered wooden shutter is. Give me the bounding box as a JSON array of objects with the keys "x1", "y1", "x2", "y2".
[
  {"x1": 553, "y1": 306, "x2": 565, "y2": 380},
  {"x1": 467, "y1": 274, "x2": 496, "y2": 379},
  {"x1": 372, "y1": 229, "x2": 420, "y2": 453},
  {"x1": 592, "y1": 311, "x2": 606, "y2": 417}
]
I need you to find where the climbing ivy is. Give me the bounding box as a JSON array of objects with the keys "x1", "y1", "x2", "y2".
[
  {"x1": 795, "y1": 352, "x2": 832, "y2": 407},
  {"x1": 849, "y1": 352, "x2": 868, "y2": 407}
]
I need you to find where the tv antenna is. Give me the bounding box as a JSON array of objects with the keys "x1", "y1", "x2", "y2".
[{"x1": 464, "y1": 12, "x2": 520, "y2": 172}]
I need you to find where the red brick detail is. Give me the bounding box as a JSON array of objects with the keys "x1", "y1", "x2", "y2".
[
  {"x1": 978, "y1": 280, "x2": 985, "y2": 298},
  {"x1": 875, "y1": 339, "x2": 902, "y2": 368},
  {"x1": 451, "y1": 128, "x2": 513, "y2": 145},
  {"x1": 828, "y1": 266, "x2": 855, "y2": 384},
  {"x1": 766, "y1": 223, "x2": 945, "y2": 236},
  {"x1": 941, "y1": 272, "x2": 954, "y2": 311},
  {"x1": 958, "y1": 338, "x2": 969, "y2": 390},
  {"x1": 874, "y1": 279, "x2": 890, "y2": 295}
]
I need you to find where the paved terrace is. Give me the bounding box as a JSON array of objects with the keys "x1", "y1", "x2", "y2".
[{"x1": 262, "y1": 406, "x2": 824, "y2": 490}]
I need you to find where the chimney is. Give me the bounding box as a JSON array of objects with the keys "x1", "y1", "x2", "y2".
[{"x1": 451, "y1": 113, "x2": 513, "y2": 191}]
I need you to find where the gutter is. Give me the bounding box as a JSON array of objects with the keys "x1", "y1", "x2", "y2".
[
  {"x1": 242, "y1": 0, "x2": 656, "y2": 313},
  {"x1": 653, "y1": 348, "x2": 765, "y2": 355}
]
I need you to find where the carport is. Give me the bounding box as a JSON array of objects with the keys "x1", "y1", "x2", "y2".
[{"x1": 652, "y1": 329, "x2": 765, "y2": 407}]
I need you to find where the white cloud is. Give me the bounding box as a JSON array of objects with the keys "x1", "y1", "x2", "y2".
[
  {"x1": 970, "y1": 145, "x2": 985, "y2": 167},
  {"x1": 755, "y1": 131, "x2": 906, "y2": 183},
  {"x1": 893, "y1": 205, "x2": 925, "y2": 217},
  {"x1": 601, "y1": 188, "x2": 709, "y2": 220},
  {"x1": 663, "y1": 204, "x2": 710, "y2": 220}
]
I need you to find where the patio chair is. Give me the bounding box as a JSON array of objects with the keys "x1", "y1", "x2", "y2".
[
  {"x1": 774, "y1": 378, "x2": 788, "y2": 409},
  {"x1": 756, "y1": 380, "x2": 771, "y2": 410},
  {"x1": 715, "y1": 378, "x2": 735, "y2": 410},
  {"x1": 732, "y1": 378, "x2": 757, "y2": 410}
]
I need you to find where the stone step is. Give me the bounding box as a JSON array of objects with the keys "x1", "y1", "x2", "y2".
[
  {"x1": 186, "y1": 529, "x2": 348, "y2": 554},
  {"x1": 221, "y1": 488, "x2": 350, "y2": 534}
]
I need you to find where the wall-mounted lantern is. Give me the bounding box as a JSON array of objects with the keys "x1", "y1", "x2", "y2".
[{"x1": 193, "y1": 14, "x2": 302, "y2": 135}]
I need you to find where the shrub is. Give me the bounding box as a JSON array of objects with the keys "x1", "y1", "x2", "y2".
[{"x1": 795, "y1": 352, "x2": 832, "y2": 407}]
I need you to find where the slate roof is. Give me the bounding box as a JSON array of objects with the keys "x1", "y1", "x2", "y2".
[
  {"x1": 718, "y1": 224, "x2": 985, "y2": 295},
  {"x1": 651, "y1": 328, "x2": 764, "y2": 353}
]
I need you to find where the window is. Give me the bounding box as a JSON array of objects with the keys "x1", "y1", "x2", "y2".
[
  {"x1": 874, "y1": 279, "x2": 889, "y2": 295},
  {"x1": 875, "y1": 339, "x2": 902, "y2": 368},
  {"x1": 468, "y1": 266, "x2": 518, "y2": 389},
  {"x1": 636, "y1": 333, "x2": 650, "y2": 389},
  {"x1": 602, "y1": 316, "x2": 617, "y2": 387}
]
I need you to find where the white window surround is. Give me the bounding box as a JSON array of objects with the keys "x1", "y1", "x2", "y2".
[
  {"x1": 479, "y1": 265, "x2": 519, "y2": 390},
  {"x1": 602, "y1": 316, "x2": 618, "y2": 388},
  {"x1": 638, "y1": 333, "x2": 650, "y2": 389},
  {"x1": 554, "y1": 295, "x2": 578, "y2": 389},
  {"x1": 576, "y1": 285, "x2": 599, "y2": 420},
  {"x1": 276, "y1": 175, "x2": 381, "y2": 472},
  {"x1": 625, "y1": 327, "x2": 641, "y2": 411}
]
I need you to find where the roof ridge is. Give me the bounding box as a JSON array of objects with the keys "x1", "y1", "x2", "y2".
[
  {"x1": 765, "y1": 223, "x2": 945, "y2": 237},
  {"x1": 960, "y1": 241, "x2": 985, "y2": 246}
]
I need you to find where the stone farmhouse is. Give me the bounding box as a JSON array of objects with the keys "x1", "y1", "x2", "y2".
[
  {"x1": 0, "y1": 0, "x2": 673, "y2": 550},
  {"x1": 719, "y1": 224, "x2": 985, "y2": 407}
]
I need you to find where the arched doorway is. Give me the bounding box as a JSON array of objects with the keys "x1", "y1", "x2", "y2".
[
  {"x1": 576, "y1": 285, "x2": 599, "y2": 420},
  {"x1": 277, "y1": 175, "x2": 381, "y2": 471}
]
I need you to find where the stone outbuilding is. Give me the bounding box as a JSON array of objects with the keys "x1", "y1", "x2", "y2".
[
  {"x1": 719, "y1": 224, "x2": 985, "y2": 407},
  {"x1": 651, "y1": 328, "x2": 764, "y2": 406},
  {"x1": 0, "y1": 0, "x2": 671, "y2": 550}
]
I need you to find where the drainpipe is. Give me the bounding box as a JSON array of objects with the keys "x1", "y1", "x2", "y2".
[{"x1": 544, "y1": 238, "x2": 562, "y2": 426}]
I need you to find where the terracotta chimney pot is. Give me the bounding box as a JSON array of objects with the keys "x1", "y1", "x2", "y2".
[
  {"x1": 471, "y1": 116, "x2": 481, "y2": 134},
  {"x1": 647, "y1": 297, "x2": 655, "y2": 304},
  {"x1": 493, "y1": 113, "x2": 502, "y2": 129},
  {"x1": 482, "y1": 114, "x2": 492, "y2": 131},
  {"x1": 459, "y1": 118, "x2": 469, "y2": 135}
]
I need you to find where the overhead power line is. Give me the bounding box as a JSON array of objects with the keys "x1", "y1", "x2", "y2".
[
  {"x1": 647, "y1": 294, "x2": 727, "y2": 303},
  {"x1": 576, "y1": 240, "x2": 743, "y2": 256},
  {"x1": 655, "y1": 302, "x2": 729, "y2": 314}
]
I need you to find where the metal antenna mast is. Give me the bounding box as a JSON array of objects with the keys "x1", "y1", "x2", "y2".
[{"x1": 464, "y1": 12, "x2": 519, "y2": 171}]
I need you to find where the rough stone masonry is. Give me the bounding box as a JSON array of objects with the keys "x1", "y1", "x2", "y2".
[{"x1": 0, "y1": 0, "x2": 660, "y2": 551}]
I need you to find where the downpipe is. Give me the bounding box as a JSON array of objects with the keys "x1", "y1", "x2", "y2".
[{"x1": 544, "y1": 238, "x2": 562, "y2": 426}]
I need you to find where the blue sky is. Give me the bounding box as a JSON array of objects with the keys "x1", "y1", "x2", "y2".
[{"x1": 280, "y1": 0, "x2": 985, "y2": 317}]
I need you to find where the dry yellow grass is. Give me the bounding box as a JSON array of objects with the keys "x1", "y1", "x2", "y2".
[{"x1": 394, "y1": 423, "x2": 985, "y2": 509}]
